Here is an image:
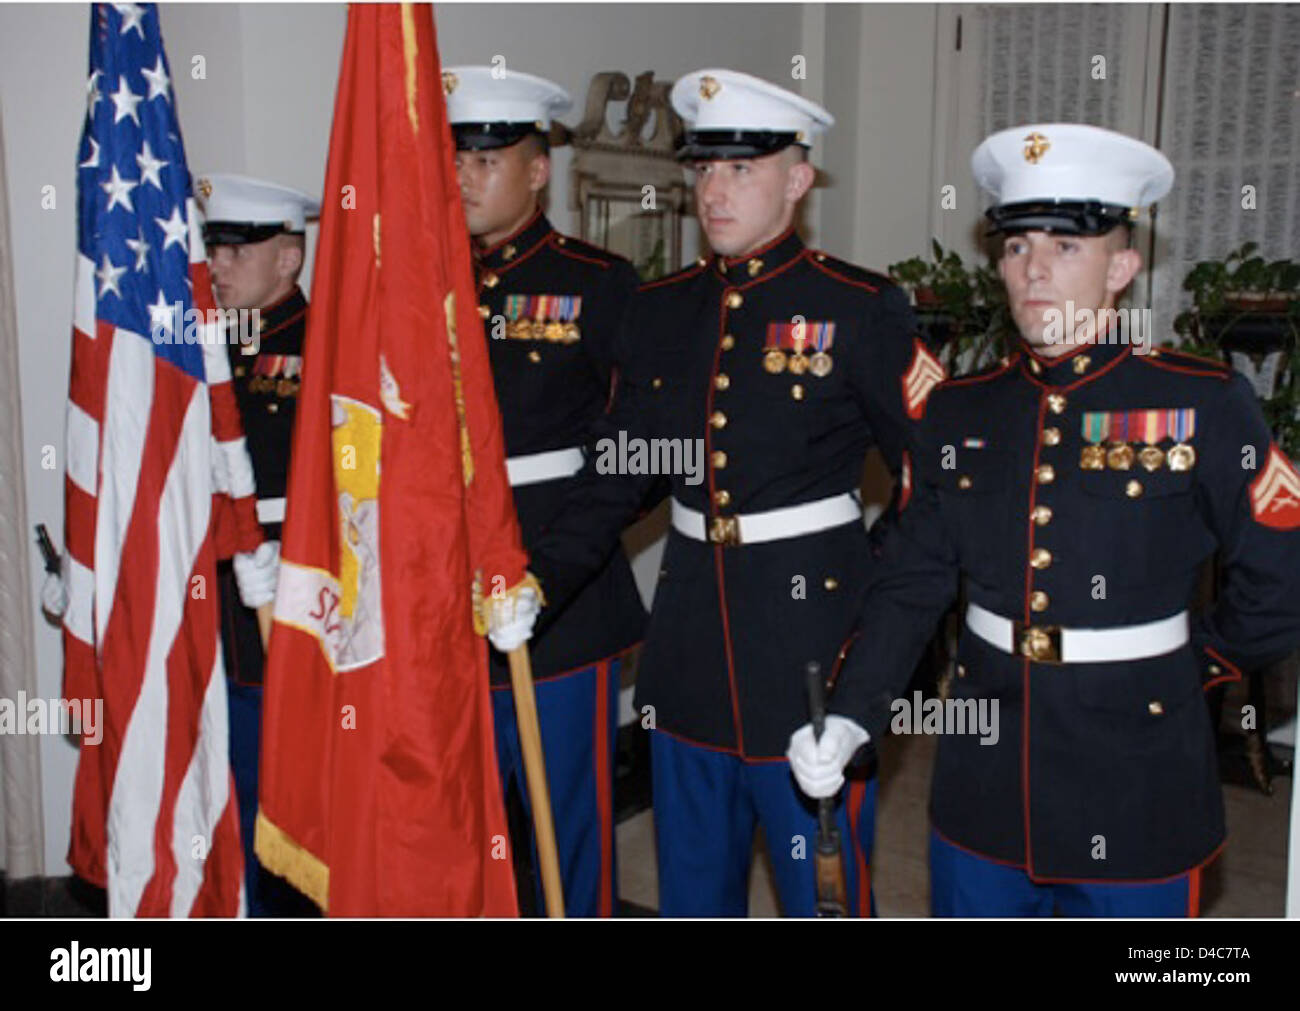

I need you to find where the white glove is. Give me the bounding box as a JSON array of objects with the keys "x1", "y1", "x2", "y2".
[
  {"x1": 41, "y1": 570, "x2": 69, "y2": 619},
  {"x1": 786, "y1": 715, "x2": 871, "y2": 799},
  {"x1": 232, "y1": 540, "x2": 280, "y2": 609},
  {"x1": 487, "y1": 586, "x2": 540, "y2": 653}
]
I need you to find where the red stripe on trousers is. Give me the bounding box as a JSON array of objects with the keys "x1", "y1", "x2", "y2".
[
  {"x1": 594, "y1": 660, "x2": 613, "y2": 917},
  {"x1": 847, "y1": 779, "x2": 870, "y2": 917}
]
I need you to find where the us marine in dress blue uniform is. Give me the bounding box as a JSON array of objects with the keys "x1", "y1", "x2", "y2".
[
  {"x1": 446, "y1": 66, "x2": 647, "y2": 916},
  {"x1": 524, "y1": 70, "x2": 935, "y2": 916},
  {"x1": 789, "y1": 124, "x2": 1300, "y2": 916},
  {"x1": 201, "y1": 173, "x2": 321, "y2": 917}
]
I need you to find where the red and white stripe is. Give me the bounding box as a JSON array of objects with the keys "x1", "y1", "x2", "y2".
[{"x1": 64, "y1": 199, "x2": 260, "y2": 917}]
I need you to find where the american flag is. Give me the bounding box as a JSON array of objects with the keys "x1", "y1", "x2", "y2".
[{"x1": 62, "y1": 2, "x2": 262, "y2": 917}]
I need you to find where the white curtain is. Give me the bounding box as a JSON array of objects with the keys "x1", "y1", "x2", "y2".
[
  {"x1": 0, "y1": 102, "x2": 46, "y2": 882},
  {"x1": 977, "y1": 2, "x2": 1151, "y2": 137},
  {"x1": 1153, "y1": 3, "x2": 1300, "y2": 341}
]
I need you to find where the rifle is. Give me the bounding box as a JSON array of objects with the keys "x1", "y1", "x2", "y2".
[
  {"x1": 34, "y1": 524, "x2": 60, "y2": 573},
  {"x1": 806, "y1": 660, "x2": 847, "y2": 917}
]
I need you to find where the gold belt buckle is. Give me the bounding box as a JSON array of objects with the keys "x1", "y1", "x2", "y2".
[
  {"x1": 1016, "y1": 622, "x2": 1062, "y2": 664},
  {"x1": 708, "y1": 515, "x2": 741, "y2": 547}
]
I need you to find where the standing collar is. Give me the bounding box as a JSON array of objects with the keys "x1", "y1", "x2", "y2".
[
  {"x1": 714, "y1": 226, "x2": 805, "y2": 286},
  {"x1": 1017, "y1": 321, "x2": 1134, "y2": 387},
  {"x1": 477, "y1": 208, "x2": 553, "y2": 271},
  {"x1": 256, "y1": 286, "x2": 308, "y2": 341}
]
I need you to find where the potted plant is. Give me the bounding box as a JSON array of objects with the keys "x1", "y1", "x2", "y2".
[
  {"x1": 889, "y1": 239, "x2": 1014, "y2": 375},
  {"x1": 1174, "y1": 243, "x2": 1300, "y2": 339},
  {"x1": 1171, "y1": 243, "x2": 1300, "y2": 456}
]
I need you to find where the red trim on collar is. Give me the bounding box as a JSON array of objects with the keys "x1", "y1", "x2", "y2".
[
  {"x1": 735, "y1": 247, "x2": 804, "y2": 290},
  {"x1": 259, "y1": 305, "x2": 307, "y2": 343},
  {"x1": 1019, "y1": 344, "x2": 1132, "y2": 391},
  {"x1": 721, "y1": 224, "x2": 799, "y2": 268},
  {"x1": 1022, "y1": 337, "x2": 1097, "y2": 368},
  {"x1": 477, "y1": 206, "x2": 546, "y2": 260},
  {"x1": 259, "y1": 288, "x2": 301, "y2": 317}
]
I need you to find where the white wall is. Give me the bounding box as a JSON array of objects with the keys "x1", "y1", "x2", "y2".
[
  {"x1": 0, "y1": 2, "x2": 95, "y2": 879},
  {"x1": 0, "y1": 2, "x2": 940, "y2": 877}
]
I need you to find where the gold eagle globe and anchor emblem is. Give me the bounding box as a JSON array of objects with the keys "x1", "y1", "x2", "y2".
[
  {"x1": 1023, "y1": 131, "x2": 1051, "y2": 164},
  {"x1": 442, "y1": 70, "x2": 458, "y2": 96},
  {"x1": 699, "y1": 75, "x2": 721, "y2": 101}
]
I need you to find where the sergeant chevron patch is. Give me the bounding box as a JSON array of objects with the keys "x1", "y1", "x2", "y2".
[
  {"x1": 902, "y1": 339, "x2": 946, "y2": 420},
  {"x1": 1250, "y1": 445, "x2": 1300, "y2": 530}
]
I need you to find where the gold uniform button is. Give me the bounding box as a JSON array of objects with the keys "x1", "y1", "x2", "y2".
[
  {"x1": 234, "y1": 365, "x2": 246, "y2": 377},
  {"x1": 956, "y1": 664, "x2": 967, "y2": 678},
  {"x1": 1030, "y1": 547, "x2": 1053, "y2": 569},
  {"x1": 823, "y1": 577, "x2": 839, "y2": 591},
  {"x1": 696, "y1": 257, "x2": 708, "y2": 268},
  {"x1": 482, "y1": 273, "x2": 500, "y2": 289},
  {"x1": 711, "y1": 450, "x2": 727, "y2": 469},
  {"x1": 726, "y1": 292, "x2": 743, "y2": 309},
  {"x1": 1036, "y1": 464, "x2": 1055, "y2": 484},
  {"x1": 720, "y1": 334, "x2": 735, "y2": 350},
  {"x1": 1032, "y1": 504, "x2": 1053, "y2": 526},
  {"x1": 1126, "y1": 479, "x2": 1143, "y2": 498},
  {"x1": 1073, "y1": 355, "x2": 1092, "y2": 374},
  {"x1": 528, "y1": 350, "x2": 542, "y2": 363},
  {"x1": 1047, "y1": 393, "x2": 1067, "y2": 414},
  {"x1": 1030, "y1": 590, "x2": 1049, "y2": 612},
  {"x1": 710, "y1": 410, "x2": 727, "y2": 429},
  {"x1": 1029, "y1": 359, "x2": 1043, "y2": 375},
  {"x1": 1208, "y1": 664, "x2": 1222, "y2": 676},
  {"x1": 555, "y1": 235, "x2": 566, "y2": 245},
  {"x1": 714, "y1": 489, "x2": 731, "y2": 507},
  {"x1": 791, "y1": 384, "x2": 805, "y2": 401},
  {"x1": 957, "y1": 475, "x2": 972, "y2": 489},
  {"x1": 714, "y1": 373, "x2": 730, "y2": 391},
  {"x1": 652, "y1": 377, "x2": 663, "y2": 390},
  {"x1": 267, "y1": 402, "x2": 279, "y2": 414},
  {"x1": 503, "y1": 243, "x2": 517, "y2": 261},
  {"x1": 1042, "y1": 426, "x2": 1061, "y2": 446},
  {"x1": 478, "y1": 304, "x2": 491, "y2": 319},
  {"x1": 1148, "y1": 700, "x2": 1165, "y2": 716}
]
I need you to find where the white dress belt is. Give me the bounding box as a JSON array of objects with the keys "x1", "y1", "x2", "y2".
[
  {"x1": 506, "y1": 447, "x2": 585, "y2": 488},
  {"x1": 256, "y1": 497, "x2": 286, "y2": 524},
  {"x1": 671, "y1": 492, "x2": 861, "y2": 546},
  {"x1": 965, "y1": 602, "x2": 1190, "y2": 664}
]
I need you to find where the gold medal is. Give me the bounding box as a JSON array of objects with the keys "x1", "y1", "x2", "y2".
[
  {"x1": 809, "y1": 351, "x2": 833, "y2": 377},
  {"x1": 564, "y1": 323, "x2": 580, "y2": 343},
  {"x1": 1138, "y1": 445, "x2": 1165, "y2": 472},
  {"x1": 543, "y1": 321, "x2": 567, "y2": 343},
  {"x1": 276, "y1": 378, "x2": 294, "y2": 397},
  {"x1": 1080, "y1": 445, "x2": 1106, "y2": 470},
  {"x1": 507, "y1": 319, "x2": 530, "y2": 341},
  {"x1": 763, "y1": 349, "x2": 787, "y2": 374},
  {"x1": 787, "y1": 352, "x2": 809, "y2": 375},
  {"x1": 1106, "y1": 443, "x2": 1135, "y2": 470},
  {"x1": 1167, "y1": 443, "x2": 1197, "y2": 471}
]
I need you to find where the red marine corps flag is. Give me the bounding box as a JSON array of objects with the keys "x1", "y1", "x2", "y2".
[{"x1": 253, "y1": 3, "x2": 527, "y2": 915}]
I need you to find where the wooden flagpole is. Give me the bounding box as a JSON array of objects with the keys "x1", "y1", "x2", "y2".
[{"x1": 507, "y1": 643, "x2": 565, "y2": 918}]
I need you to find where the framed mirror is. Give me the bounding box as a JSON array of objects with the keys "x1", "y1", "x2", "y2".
[{"x1": 569, "y1": 71, "x2": 692, "y2": 281}]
